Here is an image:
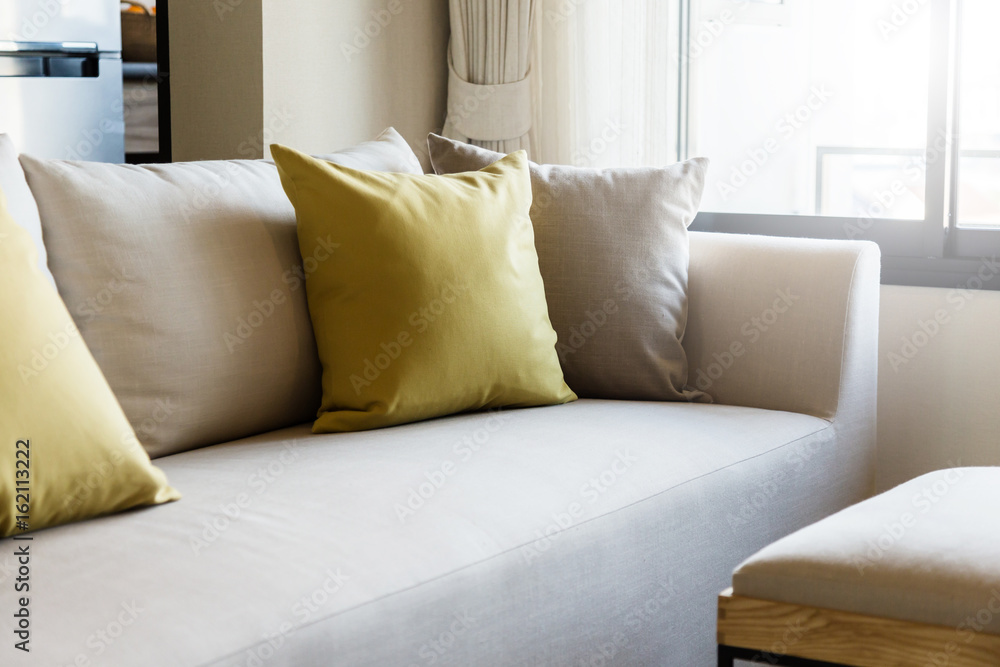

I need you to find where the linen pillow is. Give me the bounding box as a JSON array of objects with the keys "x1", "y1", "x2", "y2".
[
  {"x1": 20, "y1": 128, "x2": 423, "y2": 458},
  {"x1": 0, "y1": 188, "x2": 178, "y2": 537},
  {"x1": 271, "y1": 145, "x2": 576, "y2": 432},
  {"x1": 427, "y1": 134, "x2": 710, "y2": 402},
  {"x1": 0, "y1": 134, "x2": 52, "y2": 285}
]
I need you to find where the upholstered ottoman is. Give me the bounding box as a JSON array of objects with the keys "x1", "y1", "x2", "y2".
[{"x1": 717, "y1": 468, "x2": 1000, "y2": 667}]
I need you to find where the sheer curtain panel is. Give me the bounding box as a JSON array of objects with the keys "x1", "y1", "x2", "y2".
[{"x1": 531, "y1": 0, "x2": 680, "y2": 167}]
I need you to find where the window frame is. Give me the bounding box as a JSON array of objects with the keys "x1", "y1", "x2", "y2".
[{"x1": 682, "y1": 0, "x2": 1000, "y2": 289}]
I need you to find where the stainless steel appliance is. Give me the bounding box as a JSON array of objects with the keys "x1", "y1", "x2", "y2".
[{"x1": 0, "y1": 0, "x2": 124, "y2": 162}]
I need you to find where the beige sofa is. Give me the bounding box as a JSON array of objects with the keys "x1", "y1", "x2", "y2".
[{"x1": 0, "y1": 135, "x2": 880, "y2": 666}]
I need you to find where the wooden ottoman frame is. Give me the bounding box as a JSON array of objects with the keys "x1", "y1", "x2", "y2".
[{"x1": 717, "y1": 588, "x2": 1000, "y2": 667}]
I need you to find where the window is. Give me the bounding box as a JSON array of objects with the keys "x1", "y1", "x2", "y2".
[
  {"x1": 955, "y1": 0, "x2": 1000, "y2": 229},
  {"x1": 680, "y1": 0, "x2": 1000, "y2": 286}
]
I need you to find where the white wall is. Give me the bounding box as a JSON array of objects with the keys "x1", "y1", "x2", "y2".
[
  {"x1": 878, "y1": 284, "x2": 1000, "y2": 490},
  {"x1": 170, "y1": 0, "x2": 449, "y2": 165}
]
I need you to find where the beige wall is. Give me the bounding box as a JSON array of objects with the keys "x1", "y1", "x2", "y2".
[
  {"x1": 170, "y1": 0, "x2": 449, "y2": 165},
  {"x1": 169, "y1": 0, "x2": 264, "y2": 161},
  {"x1": 261, "y1": 0, "x2": 448, "y2": 166},
  {"x1": 878, "y1": 284, "x2": 1000, "y2": 490}
]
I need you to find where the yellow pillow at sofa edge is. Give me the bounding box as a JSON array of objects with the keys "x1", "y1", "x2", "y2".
[
  {"x1": 0, "y1": 188, "x2": 179, "y2": 538},
  {"x1": 270, "y1": 144, "x2": 576, "y2": 433}
]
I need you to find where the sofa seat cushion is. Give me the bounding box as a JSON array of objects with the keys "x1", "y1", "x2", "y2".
[
  {"x1": 732, "y1": 467, "x2": 1000, "y2": 633},
  {"x1": 2, "y1": 400, "x2": 832, "y2": 666}
]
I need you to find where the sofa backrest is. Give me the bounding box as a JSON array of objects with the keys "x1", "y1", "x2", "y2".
[{"x1": 19, "y1": 128, "x2": 423, "y2": 458}]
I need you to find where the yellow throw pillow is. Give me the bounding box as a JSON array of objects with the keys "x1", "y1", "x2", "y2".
[
  {"x1": 0, "y1": 188, "x2": 179, "y2": 538},
  {"x1": 271, "y1": 146, "x2": 576, "y2": 432}
]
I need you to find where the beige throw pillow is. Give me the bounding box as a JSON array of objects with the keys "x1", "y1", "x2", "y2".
[
  {"x1": 21, "y1": 128, "x2": 424, "y2": 458},
  {"x1": 427, "y1": 133, "x2": 710, "y2": 402}
]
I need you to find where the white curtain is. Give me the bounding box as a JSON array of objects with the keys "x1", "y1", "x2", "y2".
[
  {"x1": 531, "y1": 0, "x2": 680, "y2": 168},
  {"x1": 443, "y1": 0, "x2": 538, "y2": 154}
]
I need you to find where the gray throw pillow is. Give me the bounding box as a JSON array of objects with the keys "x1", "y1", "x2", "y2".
[
  {"x1": 427, "y1": 133, "x2": 710, "y2": 402},
  {"x1": 21, "y1": 128, "x2": 423, "y2": 458}
]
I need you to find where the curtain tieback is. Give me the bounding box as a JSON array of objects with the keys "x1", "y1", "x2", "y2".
[{"x1": 447, "y1": 59, "x2": 532, "y2": 142}]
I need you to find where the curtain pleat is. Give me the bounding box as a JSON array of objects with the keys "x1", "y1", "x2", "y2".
[{"x1": 443, "y1": 0, "x2": 537, "y2": 154}]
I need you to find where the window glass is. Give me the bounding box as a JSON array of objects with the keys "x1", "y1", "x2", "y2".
[
  {"x1": 956, "y1": 0, "x2": 1000, "y2": 227},
  {"x1": 688, "y1": 0, "x2": 930, "y2": 219}
]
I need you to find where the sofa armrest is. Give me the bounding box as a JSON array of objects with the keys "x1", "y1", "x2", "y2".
[{"x1": 684, "y1": 232, "x2": 880, "y2": 421}]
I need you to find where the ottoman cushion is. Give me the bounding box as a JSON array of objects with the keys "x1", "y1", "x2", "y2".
[{"x1": 733, "y1": 467, "x2": 1000, "y2": 633}]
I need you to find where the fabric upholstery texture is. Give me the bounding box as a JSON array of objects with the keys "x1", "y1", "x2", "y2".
[
  {"x1": 0, "y1": 231, "x2": 881, "y2": 666},
  {"x1": 428, "y1": 133, "x2": 709, "y2": 403},
  {"x1": 0, "y1": 134, "x2": 51, "y2": 284},
  {"x1": 733, "y1": 467, "x2": 1000, "y2": 633},
  {"x1": 685, "y1": 232, "x2": 881, "y2": 422},
  {"x1": 0, "y1": 400, "x2": 856, "y2": 666},
  {"x1": 272, "y1": 145, "x2": 575, "y2": 432},
  {"x1": 20, "y1": 129, "x2": 423, "y2": 458},
  {"x1": 0, "y1": 188, "x2": 178, "y2": 537}
]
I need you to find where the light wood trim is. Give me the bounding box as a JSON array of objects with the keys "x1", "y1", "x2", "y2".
[{"x1": 718, "y1": 588, "x2": 1000, "y2": 667}]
